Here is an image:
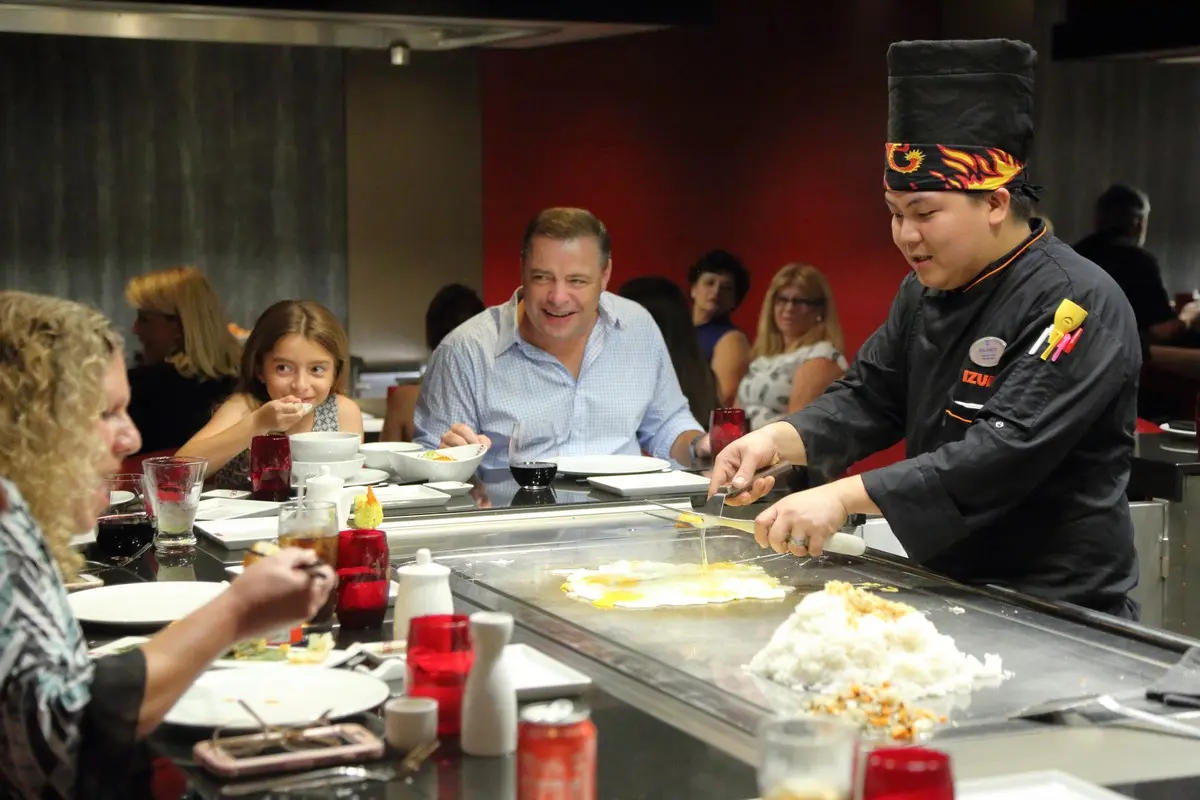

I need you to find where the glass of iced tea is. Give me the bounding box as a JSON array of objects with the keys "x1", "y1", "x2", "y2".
[
  {"x1": 757, "y1": 715, "x2": 860, "y2": 800},
  {"x1": 277, "y1": 500, "x2": 339, "y2": 626}
]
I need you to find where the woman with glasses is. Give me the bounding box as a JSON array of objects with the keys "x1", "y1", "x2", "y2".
[
  {"x1": 125, "y1": 266, "x2": 241, "y2": 454},
  {"x1": 737, "y1": 263, "x2": 847, "y2": 430}
]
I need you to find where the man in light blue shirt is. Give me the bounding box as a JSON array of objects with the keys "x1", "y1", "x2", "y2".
[{"x1": 414, "y1": 207, "x2": 710, "y2": 471}]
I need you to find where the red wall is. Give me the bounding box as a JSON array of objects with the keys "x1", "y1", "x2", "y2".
[{"x1": 480, "y1": 0, "x2": 944, "y2": 472}]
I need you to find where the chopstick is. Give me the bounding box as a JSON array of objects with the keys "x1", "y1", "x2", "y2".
[{"x1": 294, "y1": 559, "x2": 329, "y2": 578}]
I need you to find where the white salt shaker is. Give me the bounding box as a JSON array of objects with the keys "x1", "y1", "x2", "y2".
[{"x1": 460, "y1": 611, "x2": 516, "y2": 757}]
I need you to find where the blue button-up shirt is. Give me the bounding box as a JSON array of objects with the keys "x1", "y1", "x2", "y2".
[{"x1": 414, "y1": 289, "x2": 702, "y2": 470}]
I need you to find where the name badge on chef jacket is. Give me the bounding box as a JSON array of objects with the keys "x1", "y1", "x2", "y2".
[{"x1": 969, "y1": 337, "x2": 1006, "y2": 368}]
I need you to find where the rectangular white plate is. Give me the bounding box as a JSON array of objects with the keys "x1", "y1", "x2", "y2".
[
  {"x1": 368, "y1": 484, "x2": 451, "y2": 509},
  {"x1": 587, "y1": 470, "x2": 712, "y2": 498},
  {"x1": 957, "y1": 770, "x2": 1128, "y2": 799},
  {"x1": 201, "y1": 489, "x2": 252, "y2": 500},
  {"x1": 394, "y1": 643, "x2": 591, "y2": 701},
  {"x1": 196, "y1": 517, "x2": 280, "y2": 548},
  {"x1": 194, "y1": 498, "x2": 283, "y2": 521},
  {"x1": 225, "y1": 564, "x2": 398, "y2": 602}
]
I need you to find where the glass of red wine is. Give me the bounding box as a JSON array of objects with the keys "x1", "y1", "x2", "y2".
[
  {"x1": 710, "y1": 408, "x2": 749, "y2": 457},
  {"x1": 95, "y1": 473, "x2": 156, "y2": 564},
  {"x1": 406, "y1": 614, "x2": 474, "y2": 736},
  {"x1": 250, "y1": 433, "x2": 291, "y2": 501},
  {"x1": 508, "y1": 421, "x2": 558, "y2": 490}
]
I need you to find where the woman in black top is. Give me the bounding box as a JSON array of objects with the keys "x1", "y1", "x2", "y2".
[
  {"x1": 125, "y1": 266, "x2": 241, "y2": 453},
  {"x1": 620, "y1": 276, "x2": 721, "y2": 429}
]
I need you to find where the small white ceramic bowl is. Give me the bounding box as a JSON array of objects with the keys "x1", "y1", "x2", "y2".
[
  {"x1": 390, "y1": 444, "x2": 486, "y2": 483},
  {"x1": 291, "y1": 456, "x2": 366, "y2": 483},
  {"x1": 359, "y1": 441, "x2": 423, "y2": 471},
  {"x1": 288, "y1": 431, "x2": 362, "y2": 463}
]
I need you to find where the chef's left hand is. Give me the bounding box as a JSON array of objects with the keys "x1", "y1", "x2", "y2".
[{"x1": 753, "y1": 484, "x2": 849, "y2": 557}]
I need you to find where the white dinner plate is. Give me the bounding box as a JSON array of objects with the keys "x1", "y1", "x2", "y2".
[
  {"x1": 549, "y1": 455, "x2": 670, "y2": 477},
  {"x1": 69, "y1": 582, "x2": 227, "y2": 626},
  {"x1": 109, "y1": 490, "x2": 136, "y2": 506},
  {"x1": 588, "y1": 470, "x2": 712, "y2": 497},
  {"x1": 164, "y1": 667, "x2": 390, "y2": 729}
]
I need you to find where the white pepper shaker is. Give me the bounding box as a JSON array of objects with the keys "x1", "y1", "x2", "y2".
[{"x1": 460, "y1": 611, "x2": 516, "y2": 756}]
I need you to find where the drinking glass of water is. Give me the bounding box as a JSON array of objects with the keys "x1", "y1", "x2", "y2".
[
  {"x1": 757, "y1": 715, "x2": 860, "y2": 800},
  {"x1": 141, "y1": 456, "x2": 207, "y2": 552},
  {"x1": 508, "y1": 420, "x2": 559, "y2": 490}
]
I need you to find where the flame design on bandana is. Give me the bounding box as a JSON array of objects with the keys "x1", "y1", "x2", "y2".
[
  {"x1": 886, "y1": 143, "x2": 925, "y2": 174},
  {"x1": 931, "y1": 146, "x2": 1024, "y2": 191},
  {"x1": 884, "y1": 143, "x2": 1027, "y2": 193}
]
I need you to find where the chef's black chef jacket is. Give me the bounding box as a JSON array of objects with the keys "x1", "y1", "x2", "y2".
[{"x1": 790, "y1": 220, "x2": 1141, "y2": 618}]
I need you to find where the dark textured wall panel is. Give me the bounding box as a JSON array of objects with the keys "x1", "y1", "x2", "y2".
[{"x1": 0, "y1": 33, "x2": 347, "y2": 342}]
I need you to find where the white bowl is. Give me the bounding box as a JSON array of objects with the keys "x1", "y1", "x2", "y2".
[
  {"x1": 288, "y1": 432, "x2": 362, "y2": 463},
  {"x1": 359, "y1": 441, "x2": 423, "y2": 471},
  {"x1": 390, "y1": 444, "x2": 486, "y2": 483},
  {"x1": 291, "y1": 456, "x2": 366, "y2": 483}
]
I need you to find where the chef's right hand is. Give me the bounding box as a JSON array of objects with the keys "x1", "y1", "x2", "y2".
[
  {"x1": 440, "y1": 423, "x2": 493, "y2": 451},
  {"x1": 708, "y1": 429, "x2": 781, "y2": 506},
  {"x1": 254, "y1": 396, "x2": 307, "y2": 434}
]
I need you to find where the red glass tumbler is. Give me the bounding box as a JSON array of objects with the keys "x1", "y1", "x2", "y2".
[
  {"x1": 710, "y1": 408, "x2": 749, "y2": 457},
  {"x1": 406, "y1": 614, "x2": 474, "y2": 737},
  {"x1": 250, "y1": 433, "x2": 291, "y2": 501},
  {"x1": 335, "y1": 528, "x2": 390, "y2": 629},
  {"x1": 862, "y1": 746, "x2": 955, "y2": 800}
]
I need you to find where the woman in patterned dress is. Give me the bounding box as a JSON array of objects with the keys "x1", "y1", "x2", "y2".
[
  {"x1": 737, "y1": 264, "x2": 849, "y2": 430},
  {"x1": 178, "y1": 300, "x2": 363, "y2": 488},
  {"x1": 0, "y1": 291, "x2": 335, "y2": 799}
]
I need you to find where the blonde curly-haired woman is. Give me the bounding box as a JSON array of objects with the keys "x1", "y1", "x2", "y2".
[
  {"x1": 125, "y1": 266, "x2": 241, "y2": 453},
  {"x1": 0, "y1": 291, "x2": 334, "y2": 799}
]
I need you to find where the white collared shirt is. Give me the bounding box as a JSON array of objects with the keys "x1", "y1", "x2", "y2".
[{"x1": 414, "y1": 289, "x2": 702, "y2": 470}]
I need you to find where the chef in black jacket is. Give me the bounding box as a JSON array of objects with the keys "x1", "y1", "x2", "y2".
[{"x1": 711, "y1": 38, "x2": 1143, "y2": 619}]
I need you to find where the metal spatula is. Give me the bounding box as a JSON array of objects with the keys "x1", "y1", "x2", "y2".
[{"x1": 647, "y1": 461, "x2": 867, "y2": 557}]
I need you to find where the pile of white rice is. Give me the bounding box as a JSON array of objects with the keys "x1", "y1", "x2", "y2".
[{"x1": 747, "y1": 581, "x2": 1005, "y2": 700}]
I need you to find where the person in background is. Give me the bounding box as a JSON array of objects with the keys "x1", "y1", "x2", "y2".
[
  {"x1": 0, "y1": 291, "x2": 333, "y2": 799},
  {"x1": 689, "y1": 250, "x2": 752, "y2": 406},
  {"x1": 737, "y1": 263, "x2": 848, "y2": 430},
  {"x1": 415, "y1": 207, "x2": 709, "y2": 470},
  {"x1": 1073, "y1": 184, "x2": 1198, "y2": 345},
  {"x1": 125, "y1": 266, "x2": 240, "y2": 454},
  {"x1": 179, "y1": 300, "x2": 363, "y2": 487},
  {"x1": 381, "y1": 284, "x2": 485, "y2": 442},
  {"x1": 619, "y1": 276, "x2": 720, "y2": 429}
]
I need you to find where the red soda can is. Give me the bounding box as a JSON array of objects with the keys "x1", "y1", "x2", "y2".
[{"x1": 517, "y1": 700, "x2": 597, "y2": 800}]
